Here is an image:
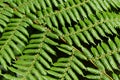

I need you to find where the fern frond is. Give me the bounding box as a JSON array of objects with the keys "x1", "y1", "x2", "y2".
[
  {"x1": 43, "y1": 44, "x2": 88, "y2": 80},
  {"x1": 0, "y1": 0, "x2": 120, "y2": 80},
  {"x1": 34, "y1": 0, "x2": 120, "y2": 28},
  {"x1": 0, "y1": 18, "x2": 29, "y2": 69},
  {"x1": 45, "y1": 44, "x2": 101, "y2": 80},
  {"x1": 31, "y1": 0, "x2": 120, "y2": 28},
  {"x1": 45, "y1": 36, "x2": 120, "y2": 80},
  {"x1": 0, "y1": 2, "x2": 13, "y2": 32},
  {"x1": 58, "y1": 44, "x2": 87, "y2": 60},
  {"x1": 45, "y1": 57, "x2": 84, "y2": 80},
  {"x1": 59, "y1": 12, "x2": 120, "y2": 46},
  {"x1": 2, "y1": 29, "x2": 59, "y2": 79},
  {"x1": 23, "y1": 31, "x2": 59, "y2": 64},
  {"x1": 5, "y1": 0, "x2": 120, "y2": 28},
  {"x1": 24, "y1": 31, "x2": 58, "y2": 55},
  {"x1": 90, "y1": 36, "x2": 120, "y2": 71},
  {"x1": 3, "y1": 54, "x2": 47, "y2": 80}
]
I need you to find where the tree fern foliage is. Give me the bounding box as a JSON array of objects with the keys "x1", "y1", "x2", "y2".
[{"x1": 0, "y1": 0, "x2": 120, "y2": 80}]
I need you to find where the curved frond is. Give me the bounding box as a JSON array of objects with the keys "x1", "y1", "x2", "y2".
[
  {"x1": 3, "y1": 54, "x2": 46, "y2": 80},
  {"x1": 45, "y1": 57, "x2": 83, "y2": 80},
  {"x1": 2, "y1": 30, "x2": 59, "y2": 80},
  {"x1": 24, "y1": 30, "x2": 59, "y2": 56},
  {"x1": 0, "y1": 18, "x2": 29, "y2": 69}
]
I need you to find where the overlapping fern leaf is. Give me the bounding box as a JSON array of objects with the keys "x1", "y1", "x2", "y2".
[{"x1": 0, "y1": 0, "x2": 120, "y2": 80}]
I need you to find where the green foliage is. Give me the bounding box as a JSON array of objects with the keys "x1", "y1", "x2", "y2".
[{"x1": 0, "y1": 0, "x2": 120, "y2": 80}]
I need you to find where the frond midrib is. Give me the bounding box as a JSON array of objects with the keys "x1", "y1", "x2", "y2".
[
  {"x1": 39, "y1": 0, "x2": 90, "y2": 20},
  {"x1": 0, "y1": 18, "x2": 25, "y2": 53},
  {"x1": 61, "y1": 16, "x2": 120, "y2": 38},
  {"x1": 21, "y1": 54, "x2": 39, "y2": 80},
  {"x1": 91, "y1": 46, "x2": 120, "y2": 61}
]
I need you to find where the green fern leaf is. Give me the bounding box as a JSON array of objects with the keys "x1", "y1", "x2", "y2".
[{"x1": 0, "y1": 0, "x2": 120, "y2": 80}]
